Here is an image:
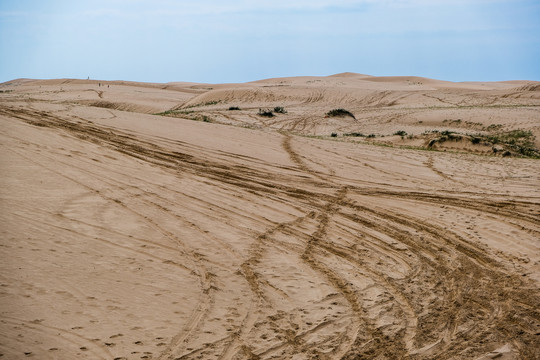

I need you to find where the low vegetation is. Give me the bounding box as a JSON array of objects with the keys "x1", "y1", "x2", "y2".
[
  {"x1": 154, "y1": 109, "x2": 213, "y2": 123},
  {"x1": 228, "y1": 106, "x2": 241, "y2": 111},
  {"x1": 484, "y1": 130, "x2": 538, "y2": 157},
  {"x1": 154, "y1": 109, "x2": 178, "y2": 116},
  {"x1": 343, "y1": 132, "x2": 365, "y2": 137},
  {"x1": 423, "y1": 128, "x2": 539, "y2": 158},
  {"x1": 258, "y1": 109, "x2": 274, "y2": 117},
  {"x1": 326, "y1": 108, "x2": 356, "y2": 119},
  {"x1": 154, "y1": 109, "x2": 194, "y2": 116},
  {"x1": 273, "y1": 106, "x2": 287, "y2": 114},
  {"x1": 183, "y1": 100, "x2": 221, "y2": 109}
]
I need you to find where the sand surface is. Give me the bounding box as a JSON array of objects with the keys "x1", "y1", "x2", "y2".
[{"x1": 1, "y1": 74, "x2": 539, "y2": 359}]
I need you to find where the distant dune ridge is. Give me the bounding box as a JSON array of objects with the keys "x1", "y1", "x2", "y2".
[
  {"x1": 1, "y1": 73, "x2": 539, "y2": 359},
  {"x1": 9, "y1": 72, "x2": 535, "y2": 157}
]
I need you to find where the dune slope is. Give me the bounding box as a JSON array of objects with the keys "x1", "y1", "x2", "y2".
[{"x1": 1, "y1": 76, "x2": 539, "y2": 359}]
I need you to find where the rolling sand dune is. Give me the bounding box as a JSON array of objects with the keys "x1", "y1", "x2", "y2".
[{"x1": 1, "y1": 74, "x2": 539, "y2": 359}]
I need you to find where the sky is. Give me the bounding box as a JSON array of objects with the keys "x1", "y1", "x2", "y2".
[{"x1": 1, "y1": 0, "x2": 539, "y2": 84}]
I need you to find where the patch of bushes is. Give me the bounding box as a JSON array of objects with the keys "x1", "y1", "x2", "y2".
[
  {"x1": 486, "y1": 130, "x2": 533, "y2": 145},
  {"x1": 228, "y1": 106, "x2": 241, "y2": 111},
  {"x1": 273, "y1": 106, "x2": 287, "y2": 114},
  {"x1": 485, "y1": 124, "x2": 503, "y2": 131},
  {"x1": 485, "y1": 130, "x2": 538, "y2": 157},
  {"x1": 331, "y1": 133, "x2": 338, "y2": 137},
  {"x1": 429, "y1": 128, "x2": 539, "y2": 158},
  {"x1": 344, "y1": 132, "x2": 365, "y2": 137},
  {"x1": 442, "y1": 119, "x2": 462, "y2": 125},
  {"x1": 258, "y1": 109, "x2": 274, "y2": 117},
  {"x1": 326, "y1": 108, "x2": 356, "y2": 119},
  {"x1": 393, "y1": 130, "x2": 407, "y2": 137},
  {"x1": 440, "y1": 130, "x2": 462, "y2": 141},
  {"x1": 154, "y1": 109, "x2": 213, "y2": 123},
  {"x1": 184, "y1": 100, "x2": 221, "y2": 109},
  {"x1": 154, "y1": 109, "x2": 194, "y2": 116},
  {"x1": 200, "y1": 100, "x2": 220, "y2": 106},
  {"x1": 427, "y1": 130, "x2": 463, "y2": 147},
  {"x1": 155, "y1": 110, "x2": 176, "y2": 116}
]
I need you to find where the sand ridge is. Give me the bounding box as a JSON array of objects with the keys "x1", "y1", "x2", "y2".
[{"x1": 0, "y1": 75, "x2": 539, "y2": 359}]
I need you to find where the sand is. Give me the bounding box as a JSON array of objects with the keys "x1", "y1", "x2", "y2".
[{"x1": 0, "y1": 74, "x2": 539, "y2": 359}]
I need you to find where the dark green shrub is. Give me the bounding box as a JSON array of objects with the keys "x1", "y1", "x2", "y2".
[
  {"x1": 228, "y1": 106, "x2": 241, "y2": 111},
  {"x1": 486, "y1": 130, "x2": 538, "y2": 157},
  {"x1": 331, "y1": 133, "x2": 338, "y2": 137},
  {"x1": 258, "y1": 109, "x2": 274, "y2": 117},
  {"x1": 273, "y1": 106, "x2": 287, "y2": 114},
  {"x1": 326, "y1": 108, "x2": 355, "y2": 119}
]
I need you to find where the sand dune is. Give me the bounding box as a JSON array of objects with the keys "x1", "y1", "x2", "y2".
[{"x1": 0, "y1": 75, "x2": 539, "y2": 359}]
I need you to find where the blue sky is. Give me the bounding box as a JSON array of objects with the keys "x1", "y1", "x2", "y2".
[{"x1": 1, "y1": 0, "x2": 539, "y2": 83}]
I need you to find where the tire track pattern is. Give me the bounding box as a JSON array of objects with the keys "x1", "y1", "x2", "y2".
[{"x1": 1, "y1": 103, "x2": 539, "y2": 359}]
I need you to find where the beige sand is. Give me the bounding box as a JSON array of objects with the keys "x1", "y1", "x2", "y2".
[{"x1": 0, "y1": 74, "x2": 539, "y2": 359}]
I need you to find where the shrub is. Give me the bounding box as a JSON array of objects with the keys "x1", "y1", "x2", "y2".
[
  {"x1": 228, "y1": 106, "x2": 241, "y2": 111},
  {"x1": 344, "y1": 132, "x2": 365, "y2": 137},
  {"x1": 486, "y1": 130, "x2": 538, "y2": 157},
  {"x1": 273, "y1": 106, "x2": 287, "y2": 114},
  {"x1": 393, "y1": 130, "x2": 407, "y2": 137},
  {"x1": 439, "y1": 130, "x2": 461, "y2": 141},
  {"x1": 485, "y1": 124, "x2": 503, "y2": 131},
  {"x1": 258, "y1": 109, "x2": 274, "y2": 117},
  {"x1": 326, "y1": 108, "x2": 356, "y2": 119},
  {"x1": 331, "y1": 133, "x2": 338, "y2": 137}
]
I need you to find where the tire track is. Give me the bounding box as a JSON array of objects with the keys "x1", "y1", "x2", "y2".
[
  {"x1": 2, "y1": 101, "x2": 539, "y2": 359},
  {"x1": 1, "y1": 138, "x2": 214, "y2": 360}
]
